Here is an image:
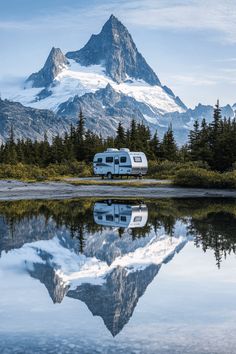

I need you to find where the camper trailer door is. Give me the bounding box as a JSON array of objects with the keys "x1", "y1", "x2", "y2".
[{"x1": 114, "y1": 157, "x2": 119, "y2": 175}]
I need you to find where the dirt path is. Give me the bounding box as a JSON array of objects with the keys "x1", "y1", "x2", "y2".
[{"x1": 0, "y1": 180, "x2": 235, "y2": 201}]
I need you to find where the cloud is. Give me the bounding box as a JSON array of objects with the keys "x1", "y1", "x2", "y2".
[
  {"x1": 169, "y1": 74, "x2": 217, "y2": 87},
  {"x1": 1, "y1": 0, "x2": 236, "y2": 43},
  {"x1": 167, "y1": 67, "x2": 236, "y2": 88},
  {"x1": 115, "y1": 0, "x2": 236, "y2": 42}
]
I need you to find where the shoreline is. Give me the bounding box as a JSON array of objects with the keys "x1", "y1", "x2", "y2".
[{"x1": 0, "y1": 180, "x2": 235, "y2": 201}]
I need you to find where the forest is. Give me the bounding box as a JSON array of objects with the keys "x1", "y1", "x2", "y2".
[{"x1": 0, "y1": 102, "x2": 235, "y2": 187}]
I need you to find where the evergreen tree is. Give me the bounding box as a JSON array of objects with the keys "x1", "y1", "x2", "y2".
[
  {"x1": 130, "y1": 119, "x2": 137, "y2": 150},
  {"x1": 149, "y1": 131, "x2": 160, "y2": 160},
  {"x1": 76, "y1": 109, "x2": 85, "y2": 161},
  {"x1": 189, "y1": 120, "x2": 200, "y2": 161},
  {"x1": 115, "y1": 122, "x2": 126, "y2": 148},
  {"x1": 159, "y1": 125, "x2": 178, "y2": 161}
]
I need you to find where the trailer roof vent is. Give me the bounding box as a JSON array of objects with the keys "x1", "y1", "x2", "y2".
[
  {"x1": 106, "y1": 148, "x2": 119, "y2": 152},
  {"x1": 120, "y1": 148, "x2": 130, "y2": 152}
]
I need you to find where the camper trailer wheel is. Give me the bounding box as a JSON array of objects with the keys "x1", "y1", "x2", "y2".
[
  {"x1": 139, "y1": 173, "x2": 143, "y2": 179},
  {"x1": 107, "y1": 172, "x2": 113, "y2": 179}
]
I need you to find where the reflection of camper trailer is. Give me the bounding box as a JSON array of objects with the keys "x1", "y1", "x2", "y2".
[
  {"x1": 93, "y1": 148, "x2": 148, "y2": 179},
  {"x1": 93, "y1": 201, "x2": 148, "y2": 229}
]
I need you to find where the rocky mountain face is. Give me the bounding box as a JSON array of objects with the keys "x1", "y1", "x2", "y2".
[
  {"x1": 0, "y1": 215, "x2": 70, "y2": 256},
  {"x1": 0, "y1": 98, "x2": 70, "y2": 143},
  {"x1": 28, "y1": 250, "x2": 70, "y2": 304},
  {"x1": 26, "y1": 47, "x2": 69, "y2": 88},
  {"x1": 67, "y1": 264, "x2": 161, "y2": 336},
  {"x1": 66, "y1": 15, "x2": 161, "y2": 86},
  {"x1": 57, "y1": 83, "x2": 156, "y2": 136}
]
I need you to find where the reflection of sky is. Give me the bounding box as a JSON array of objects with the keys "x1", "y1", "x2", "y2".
[{"x1": 0, "y1": 242, "x2": 236, "y2": 353}]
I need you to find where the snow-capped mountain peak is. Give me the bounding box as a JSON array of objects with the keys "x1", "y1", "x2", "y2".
[
  {"x1": 0, "y1": 15, "x2": 189, "y2": 143},
  {"x1": 66, "y1": 14, "x2": 161, "y2": 86},
  {"x1": 26, "y1": 47, "x2": 69, "y2": 88}
]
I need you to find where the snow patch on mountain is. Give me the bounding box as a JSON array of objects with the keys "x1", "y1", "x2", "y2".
[
  {"x1": 1, "y1": 60, "x2": 184, "y2": 115},
  {"x1": 0, "y1": 225, "x2": 188, "y2": 291}
]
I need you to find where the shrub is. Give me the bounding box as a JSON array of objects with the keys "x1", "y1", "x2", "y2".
[
  {"x1": 148, "y1": 160, "x2": 209, "y2": 179},
  {"x1": 174, "y1": 168, "x2": 236, "y2": 189},
  {"x1": 0, "y1": 162, "x2": 93, "y2": 181}
]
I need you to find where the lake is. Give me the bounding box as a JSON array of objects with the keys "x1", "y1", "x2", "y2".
[{"x1": 0, "y1": 198, "x2": 235, "y2": 354}]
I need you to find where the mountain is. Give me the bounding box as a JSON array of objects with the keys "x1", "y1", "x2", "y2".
[
  {"x1": 26, "y1": 47, "x2": 69, "y2": 88},
  {"x1": 161, "y1": 103, "x2": 236, "y2": 143},
  {"x1": 0, "y1": 15, "x2": 234, "y2": 144},
  {"x1": 0, "y1": 98, "x2": 71, "y2": 143},
  {"x1": 0, "y1": 15, "x2": 190, "y2": 143},
  {"x1": 66, "y1": 14, "x2": 161, "y2": 86}
]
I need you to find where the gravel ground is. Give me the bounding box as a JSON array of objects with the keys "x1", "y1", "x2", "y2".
[{"x1": 0, "y1": 179, "x2": 235, "y2": 200}]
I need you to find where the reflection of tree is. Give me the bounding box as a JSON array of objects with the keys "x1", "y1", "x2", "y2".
[
  {"x1": 0, "y1": 198, "x2": 235, "y2": 267},
  {"x1": 188, "y1": 212, "x2": 236, "y2": 268}
]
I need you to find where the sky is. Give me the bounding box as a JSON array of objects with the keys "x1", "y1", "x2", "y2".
[{"x1": 1, "y1": 0, "x2": 236, "y2": 108}]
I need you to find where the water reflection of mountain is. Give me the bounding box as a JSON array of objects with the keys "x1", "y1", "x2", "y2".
[
  {"x1": 68, "y1": 265, "x2": 161, "y2": 336},
  {"x1": 24, "y1": 231, "x2": 186, "y2": 336},
  {"x1": 0, "y1": 198, "x2": 235, "y2": 335},
  {"x1": 0, "y1": 215, "x2": 61, "y2": 254},
  {"x1": 68, "y1": 240, "x2": 186, "y2": 336}
]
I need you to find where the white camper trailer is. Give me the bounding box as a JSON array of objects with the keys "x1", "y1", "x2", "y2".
[
  {"x1": 93, "y1": 148, "x2": 148, "y2": 179},
  {"x1": 93, "y1": 201, "x2": 148, "y2": 229}
]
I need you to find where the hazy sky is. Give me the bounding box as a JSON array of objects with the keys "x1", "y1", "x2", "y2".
[{"x1": 1, "y1": 0, "x2": 236, "y2": 108}]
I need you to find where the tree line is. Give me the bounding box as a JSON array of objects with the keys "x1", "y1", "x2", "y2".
[
  {"x1": 0, "y1": 102, "x2": 235, "y2": 171},
  {"x1": 189, "y1": 101, "x2": 236, "y2": 171},
  {"x1": 0, "y1": 110, "x2": 178, "y2": 166}
]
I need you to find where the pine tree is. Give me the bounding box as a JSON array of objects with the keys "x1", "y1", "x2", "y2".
[
  {"x1": 189, "y1": 120, "x2": 200, "y2": 161},
  {"x1": 159, "y1": 125, "x2": 178, "y2": 161},
  {"x1": 149, "y1": 131, "x2": 160, "y2": 160},
  {"x1": 6, "y1": 125, "x2": 17, "y2": 164},
  {"x1": 130, "y1": 119, "x2": 137, "y2": 150},
  {"x1": 115, "y1": 122, "x2": 126, "y2": 148},
  {"x1": 76, "y1": 109, "x2": 85, "y2": 161}
]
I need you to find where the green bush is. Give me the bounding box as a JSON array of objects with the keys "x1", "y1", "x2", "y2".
[
  {"x1": 0, "y1": 162, "x2": 93, "y2": 181},
  {"x1": 174, "y1": 168, "x2": 236, "y2": 189},
  {"x1": 148, "y1": 160, "x2": 209, "y2": 179}
]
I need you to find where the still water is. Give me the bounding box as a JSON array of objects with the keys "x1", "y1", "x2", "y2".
[{"x1": 0, "y1": 198, "x2": 235, "y2": 354}]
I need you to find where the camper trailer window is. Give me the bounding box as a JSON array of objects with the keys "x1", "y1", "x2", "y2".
[
  {"x1": 120, "y1": 216, "x2": 127, "y2": 222},
  {"x1": 133, "y1": 156, "x2": 142, "y2": 162},
  {"x1": 134, "y1": 216, "x2": 142, "y2": 222},
  {"x1": 106, "y1": 215, "x2": 113, "y2": 221},
  {"x1": 106, "y1": 157, "x2": 113, "y2": 163},
  {"x1": 97, "y1": 158, "x2": 102, "y2": 163},
  {"x1": 120, "y1": 156, "x2": 127, "y2": 163}
]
